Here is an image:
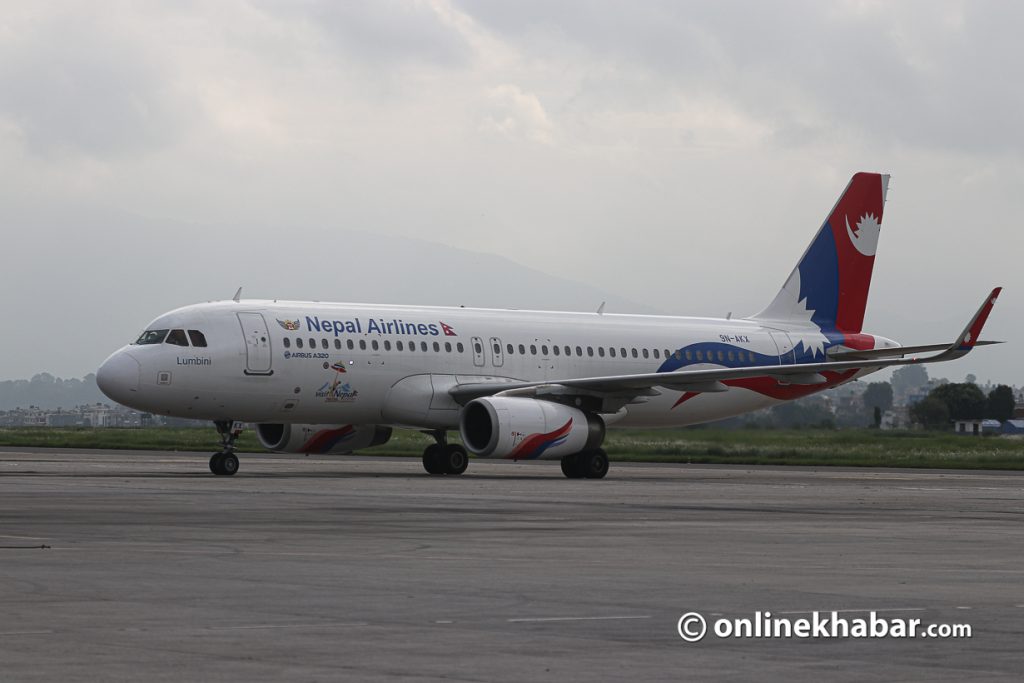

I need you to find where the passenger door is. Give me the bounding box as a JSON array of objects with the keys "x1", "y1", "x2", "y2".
[
  {"x1": 237, "y1": 312, "x2": 273, "y2": 375},
  {"x1": 768, "y1": 331, "x2": 795, "y2": 365}
]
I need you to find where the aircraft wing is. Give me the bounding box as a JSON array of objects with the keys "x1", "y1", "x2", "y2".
[{"x1": 449, "y1": 287, "x2": 1002, "y2": 405}]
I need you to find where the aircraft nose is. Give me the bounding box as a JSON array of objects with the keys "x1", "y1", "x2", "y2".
[{"x1": 97, "y1": 350, "x2": 141, "y2": 404}]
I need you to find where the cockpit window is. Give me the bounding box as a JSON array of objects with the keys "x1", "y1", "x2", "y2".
[
  {"x1": 135, "y1": 329, "x2": 168, "y2": 345},
  {"x1": 166, "y1": 329, "x2": 189, "y2": 346},
  {"x1": 187, "y1": 330, "x2": 208, "y2": 347}
]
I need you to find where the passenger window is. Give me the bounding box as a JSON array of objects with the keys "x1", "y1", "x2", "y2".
[
  {"x1": 334, "y1": 339, "x2": 341, "y2": 350},
  {"x1": 598, "y1": 347, "x2": 605, "y2": 357},
  {"x1": 493, "y1": 342, "x2": 500, "y2": 354},
  {"x1": 727, "y1": 351, "x2": 734, "y2": 362},
  {"x1": 355, "y1": 340, "x2": 363, "y2": 350},
  {"x1": 166, "y1": 329, "x2": 189, "y2": 346},
  {"x1": 409, "y1": 340, "x2": 416, "y2": 352},
  {"x1": 587, "y1": 346, "x2": 594, "y2": 357},
  {"x1": 135, "y1": 329, "x2": 169, "y2": 345},
  {"x1": 283, "y1": 337, "x2": 291, "y2": 349},
  {"x1": 397, "y1": 341, "x2": 404, "y2": 351},
  {"x1": 384, "y1": 340, "x2": 391, "y2": 351},
  {"x1": 541, "y1": 345, "x2": 548, "y2": 355},
  {"x1": 576, "y1": 346, "x2": 582, "y2": 356},
  {"x1": 347, "y1": 339, "x2": 354, "y2": 350},
  {"x1": 519, "y1": 344, "x2": 526, "y2": 355},
  {"x1": 296, "y1": 338, "x2": 304, "y2": 349},
  {"x1": 665, "y1": 349, "x2": 672, "y2": 359},
  {"x1": 507, "y1": 344, "x2": 514, "y2": 355},
  {"x1": 749, "y1": 351, "x2": 756, "y2": 363},
  {"x1": 553, "y1": 345, "x2": 560, "y2": 356},
  {"x1": 309, "y1": 338, "x2": 315, "y2": 348},
  {"x1": 530, "y1": 345, "x2": 537, "y2": 355},
  {"x1": 445, "y1": 342, "x2": 452, "y2": 352},
  {"x1": 321, "y1": 339, "x2": 329, "y2": 349},
  {"x1": 420, "y1": 342, "x2": 426, "y2": 352},
  {"x1": 187, "y1": 330, "x2": 208, "y2": 347},
  {"x1": 609, "y1": 347, "x2": 616, "y2": 358},
  {"x1": 474, "y1": 341, "x2": 483, "y2": 354},
  {"x1": 457, "y1": 342, "x2": 464, "y2": 353},
  {"x1": 434, "y1": 341, "x2": 440, "y2": 352},
  {"x1": 685, "y1": 351, "x2": 692, "y2": 361},
  {"x1": 372, "y1": 340, "x2": 380, "y2": 351},
  {"x1": 717, "y1": 351, "x2": 724, "y2": 361},
  {"x1": 696, "y1": 350, "x2": 703, "y2": 360},
  {"x1": 642, "y1": 348, "x2": 649, "y2": 359},
  {"x1": 631, "y1": 348, "x2": 638, "y2": 358},
  {"x1": 653, "y1": 348, "x2": 660, "y2": 359},
  {"x1": 620, "y1": 347, "x2": 627, "y2": 358}
]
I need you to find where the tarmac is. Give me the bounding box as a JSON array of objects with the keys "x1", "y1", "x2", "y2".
[{"x1": 1, "y1": 448, "x2": 1023, "y2": 682}]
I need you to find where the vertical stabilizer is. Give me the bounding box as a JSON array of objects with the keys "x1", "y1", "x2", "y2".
[{"x1": 752, "y1": 172, "x2": 889, "y2": 335}]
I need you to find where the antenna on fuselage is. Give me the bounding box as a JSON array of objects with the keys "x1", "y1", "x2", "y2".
[
  {"x1": 596, "y1": 301, "x2": 606, "y2": 315},
  {"x1": 232, "y1": 287, "x2": 242, "y2": 303}
]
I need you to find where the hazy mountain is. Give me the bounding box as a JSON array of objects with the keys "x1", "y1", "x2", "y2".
[{"x1": 0, "y1": 374, "x2": 106, "y2": 411}]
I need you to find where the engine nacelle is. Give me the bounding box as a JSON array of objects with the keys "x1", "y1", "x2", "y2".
[
  {"x1": 255, "y1": 423, "x2": 392, "y2": 454},
  {"x1": 459, "y1": 397, "x2": 604, "y2": 460}
]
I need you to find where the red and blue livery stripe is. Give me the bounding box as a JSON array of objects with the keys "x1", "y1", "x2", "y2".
[
  {"x1": 507, "y1": 419, "x2": 573, "y2": 460},
  {"x1": 300, "y1": 425, "x2": 356, "y2": 453}
]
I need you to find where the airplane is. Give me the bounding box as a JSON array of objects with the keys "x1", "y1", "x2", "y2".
[{"x1": 96, "y1": 172, "x2": 1002, "y2": 479}]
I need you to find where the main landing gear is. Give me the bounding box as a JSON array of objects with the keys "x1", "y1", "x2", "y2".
[
  {"x1": 560, "y1": 449, "x2": 609, "y2": 479},
  {"x1": 422, "y1": 431, "x2": 469, "y2": 476},
  {"x1": 210, "y1": 420, "x2": 241, "y2": 476}
]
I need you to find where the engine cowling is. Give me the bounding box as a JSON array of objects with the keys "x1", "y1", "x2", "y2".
[
  {"x1": 459, "y1": 397, "x2": 604, "y2": 460},
  {"x1": 255, "y1": 423, "x2": 392, "y2": 454}
]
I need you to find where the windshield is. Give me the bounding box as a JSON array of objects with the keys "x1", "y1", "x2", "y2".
[{"x1": 135, "y1": 329, "x2": 169, "y2": 345}]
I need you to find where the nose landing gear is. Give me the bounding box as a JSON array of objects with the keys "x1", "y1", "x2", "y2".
[{"x1": 210, "y1": 420, "x2": 242, "y2": 476}]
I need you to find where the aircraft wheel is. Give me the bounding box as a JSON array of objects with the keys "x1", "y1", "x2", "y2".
[
  {"x1": 210, "y1": 452, "x2": 239, "y2": 476},
  {"x1": 560, "y1": 453, "x2": 584, "y2": 479},
  {"x1": 581, "y1": 449, "x2": 609, "y2": 479},
  {"x1": 220, "y1": 453, "x2": 239, "y2": 476},
  {"x1": 441, "y1": 444, "x2": 468, "y2": 475},
  {"x1": 422, "y1": 444, "x2": 444, "y2": 475}
]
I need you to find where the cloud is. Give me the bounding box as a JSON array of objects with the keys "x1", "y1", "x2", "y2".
[{"x1": 479, "y1": 84, "x2": 553, "y2": 143}]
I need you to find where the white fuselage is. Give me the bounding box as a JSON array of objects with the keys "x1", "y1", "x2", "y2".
[{"x1": 98, "y1": 300, "x2": 885, "y2": 430}]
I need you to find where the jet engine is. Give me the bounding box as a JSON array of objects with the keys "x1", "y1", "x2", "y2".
[
  {"x1": 459, "y1": 397, "x2": 604, "y2": 460},
  {"x1": 255, "y1": 423, "x2": 392, "y2": 454}
]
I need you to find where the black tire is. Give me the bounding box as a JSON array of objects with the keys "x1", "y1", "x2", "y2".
[
  {"x1": 441, "y1": 445, "x2": 468, "y2": 475},
  {"x1": 561, "y1": 453, "x2": 584, "y2": 479},
  {"x1": 209, "y1": 453, "x2": 223, "y2": 475},
  {"x1": 582, "y1": 449, "x2": 609, "y2": 479},
  {"x1": 220, "y1": 453, "x2": 239, "y2": 476},
  {"x1": 422, "y1": 444, "x2": 444, "y2": 475}
]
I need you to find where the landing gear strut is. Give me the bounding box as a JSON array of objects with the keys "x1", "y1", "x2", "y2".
[
  {"x1": 560, "y1": 449, "x2": 609, "y2": 479},
  {"x1": 210, "y1": 420, "x2": 241, "y2": 476},
  {"x1": 422, "y1": 431, "x2": 468, "y2": 476}
]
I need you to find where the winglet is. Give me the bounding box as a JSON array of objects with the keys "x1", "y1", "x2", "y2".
[
  {"x1": 955, "y1": 287, "x2": 1002, "y2": 352},
  {"x1": 232, "y1": 287, "x2": 242, "y2": 303}
]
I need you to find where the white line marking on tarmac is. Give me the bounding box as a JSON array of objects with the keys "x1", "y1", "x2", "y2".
[
  {"x1": 955, "y1": 606, "x2": 972, "y2": 610},
  {"x1": 508, "y1": 615, "x2": 651, "y2": 623},
  {"x1": 207, "y1": 622, "x2": 368, "y2": 631},
  {"x1": 0, "y1": 534, "x2": 48, "y2": 541},
  {"x1": 0, "y1": 630, "x2": 53, "y2": 636}
]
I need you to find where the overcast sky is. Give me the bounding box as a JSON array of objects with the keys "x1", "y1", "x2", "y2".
[{"x1": 1, "y1": 0, "x2": 1020, "y2": 385}]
